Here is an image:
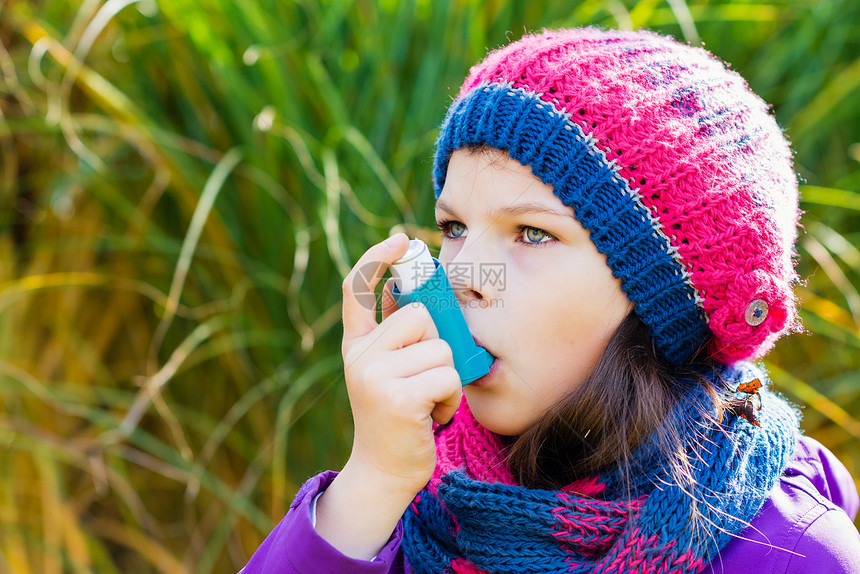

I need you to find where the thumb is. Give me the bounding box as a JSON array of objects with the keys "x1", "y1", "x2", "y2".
[{"x1": 342, "y1": 233, "x2": 409, "y2": 340}]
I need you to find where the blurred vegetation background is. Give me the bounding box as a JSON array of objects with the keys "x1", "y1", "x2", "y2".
[{"x1": 1, "y1": 0, "x2": 859, "y2": 571}]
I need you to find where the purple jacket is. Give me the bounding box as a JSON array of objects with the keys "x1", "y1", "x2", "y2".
[{"x1": 242, "y1": 436, "x2": 860, "y2": 573}]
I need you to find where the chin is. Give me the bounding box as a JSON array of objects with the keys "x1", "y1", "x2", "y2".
[{"x1": 464, "y1": 388, "x2": 530, "y2": 436}]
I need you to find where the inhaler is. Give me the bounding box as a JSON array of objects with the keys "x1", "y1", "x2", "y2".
[{"x1": 389, "y1": 239, "x2": 494, "y2": 385}]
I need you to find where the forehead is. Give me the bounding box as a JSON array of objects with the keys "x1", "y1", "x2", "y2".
[{"x1": 436, "y1": 148, "x2": 573, "y2": 217}]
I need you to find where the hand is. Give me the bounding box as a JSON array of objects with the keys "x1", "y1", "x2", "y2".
[
  {"x1": 314, "y1": 233, "x2": 462, "y2": 559},
  {"x1": 341, "y1": 232, "x2": 462, "y2": 495}
]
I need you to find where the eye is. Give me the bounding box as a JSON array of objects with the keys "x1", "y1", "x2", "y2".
[
  {"x1": 437, "y1": 220, "x2": 467, "y2": 239},
  {"x1": 449, "y1": 222, "x2": 467, "y2": 238},
  {"x1": 519, "y1": 226, "x2": 555, "y2": 245}
]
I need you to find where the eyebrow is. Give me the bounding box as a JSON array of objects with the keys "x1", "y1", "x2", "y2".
[{"x1": 435, "y1": 198, "x2": 573, "y2": 220}]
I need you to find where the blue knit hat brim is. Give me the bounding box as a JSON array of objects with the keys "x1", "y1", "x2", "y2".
[{"x1": 434, "y1": 82, "x2": 710, "y2": 364}]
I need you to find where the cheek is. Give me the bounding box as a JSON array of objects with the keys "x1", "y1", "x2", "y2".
[
  {"x1": 514, "y1": 272, "x2": 628, "y2": 376},
  {"x1": 557, "y1": 258, "x2": 631, "y2": 329},
  {"x1": 437, "y1": 241, "x2": 460, "y2": 266}
]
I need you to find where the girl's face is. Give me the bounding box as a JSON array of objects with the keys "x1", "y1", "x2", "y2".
[{"x1": 436, "y1": 149, "x2": 633, "y2": 436}]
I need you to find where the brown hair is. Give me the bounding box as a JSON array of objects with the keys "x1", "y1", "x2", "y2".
[{"x1": 505, "y1": 311, "x2": 722, "y2": 492}]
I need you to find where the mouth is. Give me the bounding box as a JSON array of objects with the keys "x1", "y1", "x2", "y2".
[{"x1": 469, "y1": 335, "x2": 499, "y2": 387}]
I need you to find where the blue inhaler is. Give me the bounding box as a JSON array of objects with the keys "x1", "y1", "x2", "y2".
[{"x1": 389, "y1": 239, "x2": 494, "y2": 385}]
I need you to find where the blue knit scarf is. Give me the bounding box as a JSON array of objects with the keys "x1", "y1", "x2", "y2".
[{"x1": 401, "y1": 364, "x2": 799, "y2": 574}]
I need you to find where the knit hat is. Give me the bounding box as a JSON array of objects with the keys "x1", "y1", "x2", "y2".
[{"x1": 433, "y1": 27, "x2": 800, "y2": 365}]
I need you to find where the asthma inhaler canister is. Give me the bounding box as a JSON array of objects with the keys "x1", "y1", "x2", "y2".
[{"x1": 389, "y1": 239, "x2": 494, "y2": 385}]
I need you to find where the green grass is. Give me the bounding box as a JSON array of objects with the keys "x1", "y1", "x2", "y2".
[{"x1": 1, "y1": 0, "x2": 859, "y2": 571}]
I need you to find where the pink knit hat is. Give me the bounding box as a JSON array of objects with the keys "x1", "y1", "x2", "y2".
[{"x1": 433, "y1": 28, "x2": 800, "y2": 364}]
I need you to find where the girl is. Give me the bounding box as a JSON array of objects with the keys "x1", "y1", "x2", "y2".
[{"x1": 243, "y1": 27, "x2": 860, "y2": 573}]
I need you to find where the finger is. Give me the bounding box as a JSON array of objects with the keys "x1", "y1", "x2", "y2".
[
  {"x1": 430, "y1": 391, "x2": 463, "y2": 425},
  {"x1": 405, "y1": 366, "x2": 463, "y2": 424},
  {"x1": 388, "y1": 338, "x2": 455, "y2": 378},
  {"x1": 380, "y1": 278, "x2": 398, "y2": 322},
  {"x1": 342, "y1": 302, "x2": 441, "y2": 371},
  {"x1": 342, "y1": 233, "x2": 409, "y2": 340},
  {"x1": 372, "y1": 301, "x2": 439, "y2": 351}
]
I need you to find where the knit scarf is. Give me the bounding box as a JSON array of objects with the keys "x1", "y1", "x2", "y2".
[{"x1": 401, "y1": 364, "x2": 799, "y2": 574}]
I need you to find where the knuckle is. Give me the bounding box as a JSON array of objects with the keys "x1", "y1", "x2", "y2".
[
  {"x1": 439, "y1": 340, "x2": 455, "y2": 362},
  {"x1": 361, "y1": 363, "x2": 384, "y2": 385},
  {"x1": 341, "y1": 275, "x2": 354, "y2": 296},
  {"x1": 445, "y1": 366, "x2": 460, "y2": 381},
  {"x1": 392, "y1": 302, "x2": 419, "y2": 324},
  {"x1": 347, "y1": 361, "x2": 382, "y2": 394},
  {"x1": 406, "y1": 302, "x2": 435, "y2": 326},
  {"x1": 343, "y1": 340, "x2": 374, "y2": 370},
  {"x1": 438, "y1": 365, "x2": 460, "y2": 386},
  {"x1": 428, "y1": 339, "x2": 453, "y2": 363},
  {"x1": 342, "y1": 345, "x2": 361, "y2": 367},
  {"x1": 405, "y1": 301, "x2": 427, "y2": 314},
  {"x1": 387, "y1": 387, "x2": 413, "y2": 413},
  {"x1": 417, "y1": 303, "x2": 433, "y2": 320}
]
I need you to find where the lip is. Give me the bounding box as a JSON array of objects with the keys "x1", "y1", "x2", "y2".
[
  {"x1": 470, "y1": 336, "x2": 498, "y2": 387},
  {"x1": 468, "y1": 356, "x2": 499, "y2": 387}
]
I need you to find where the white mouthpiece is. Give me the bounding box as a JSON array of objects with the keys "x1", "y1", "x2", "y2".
[{"x1": 390, "y1": 239, "x2": 435, "y2": 294}]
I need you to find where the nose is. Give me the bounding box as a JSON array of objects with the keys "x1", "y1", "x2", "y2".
[
  {"x1": 448, "y1": 262, "x2": 484, "y2": 303},
  {"x1": 443, "y1": 242, "x2": 503, "y2": 307}
]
